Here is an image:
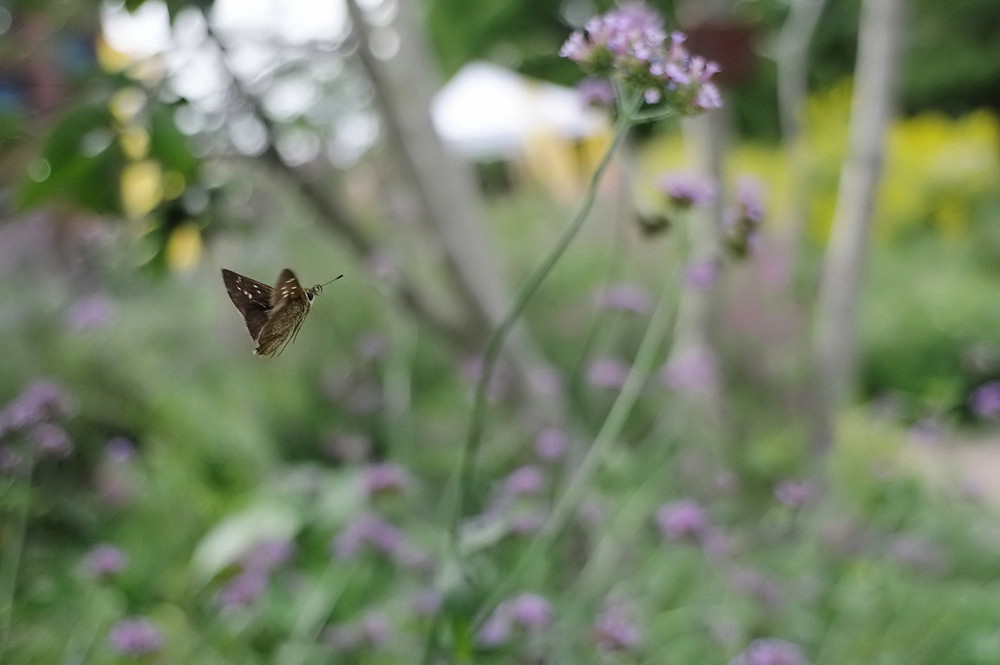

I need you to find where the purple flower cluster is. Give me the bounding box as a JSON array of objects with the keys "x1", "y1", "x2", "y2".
[
  {"x1": 363, "y1": 462, "x2": 410, "y2": 497},
  {"x1": 534, "y1": 426, "x2": 569, "y2": 462},
  {"x1": 217, "y1": 538, "x2": 296, "y2": 611},
  {"x1": 477, "y1": 592, "x2": 554, "y2": 647},
  {"x1": 657, "y1": 171, "x2": 718, "y2": 208},
  {"x1": 324, "y1": 610, "x2": 391, "y2": 651},
  {"x1": 0, "y1": 380, "x2": 75, "y2": 465},
  {"x1": 332, "y1": 514, "x2": 427, "y2": 570},
  {"x1": 108, "y1": 617, "x2": 164, "y2": 656},
  {"x1": 656, "y1": 498, "x2": 708, "y2": 541},
  {"x1": 970, "y1": 381, "x2": 1000, "y2": 419},
  {"x1": 594, "y1": 283, "x2": 653, "y2": 314},
  {"x1": 84, "y1": 543, "x2": 128, "y2": 581},
  {"x1": 726, "y1": 177, "x2": 767, "y2": 256},
  {"x1": 731, "y1": 638, "x2": 808, "y2": 665},
  {"x1": 560, "y1": 3, "x2": 721, "y2": 113},
  {"x1": 593, "y1": 603, "x2": 642, "y2": 651}
]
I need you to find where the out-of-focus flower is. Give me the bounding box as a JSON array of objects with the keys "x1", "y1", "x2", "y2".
[
  {"x1": 509, "y1": 510, "x2": 547, "y2": 536},
  {"x1": 560, "y1": 4, "x2": 721, "y2": 114},
  {"x1": 363, "y1": 462, "x2": 410, "y2": 497},
  {"x1": 726, "y1": 177, "x2": 767, "y2": 256},
  {"x1": 730, "y1": 638, "x2": 807, "y2": 665},
  {"x1": 477, "y1": 607, "x2": 512, "y2": 647},
  {"x1": 412, "y1": 589, "x2": 443, "y2": 617},
  {"x1": 508, "y1": 593, "x2": 553, "y2": 630},
  {"x1": 332, "y1": 514, "x2": 404, "y2": 560},
  {"x1": 594, "y1": 283, "x2": 652, "y2": 314},
  {"x1": 657, "y1": 172, "x2": 717, "y2": 208},
  {"x1": 660, "y1": 347, "x2": 718, "y2": 395},
  {"x1": 29, "y1": 422, "x2": 72, "y2": 458},
  {"x1": 970, "y1": 381, "x2": 1000, "y2": 419},
  {"x1": 243, "y1": 538, "x2": 295, "y2": 573},
  {"x1": 534, "y1": 426, "x2": 569, "y2": 462},
  {"x1": 0, "y1": 380, "x2": 74, "y2": 435},
  {"x1": 463, "y1": 356, "x2": 511, "y2": 403},
  {"x1": 360, "y1": 611, "x2": 390, "y2": 646},
  {"x1": 684, "y1": 260, "x2": 719, "y2": 290},
  {"x1": 578, "y1": 77, "x2": 616, "y2": 106},
  {"x1": 593, "y1": 603, "x2": 642, "y2": 651},
  {"x1": 324, "y1": 432, "x2": 371, "y2": 463},
  {"x1": 587, "y1": 356, "x2": 630, "y2": 390},
  {"x1": 218, "y1": 570, "x2": 268, "y2": 610},
  {"x1": 0, "y1": 446, "x2": 23, "y2": 473},
  {"x1": 656, "y1": 498, "x2": 708, "y2": 541},
  {"x1": 67, "y1": 295, "x2": 113, "y2": 331},
  {"x1": 84, "y1": 543, "x2": 127, "y2": 580},
  {"x1": 323, "y1": 611, "x2": 391, "y2": 651},
  {"x1": 774, "y1": 480, "x2": 820, "y2": 509},
  {"x1": 356, "y1": 331, "x2": 389, "y2": 360},
  {"x1": 108, "y1": 617, "x2": 164, "y2": 656},
  {"x1": 504, "y1": 465, "x2": 545, "y2": 496},
  {"x1": 731, "y1": 569, "x2": 784, "y2": 610},
  {"x1": 106, "y1": 437, "x2": 136, "y2": 463}
]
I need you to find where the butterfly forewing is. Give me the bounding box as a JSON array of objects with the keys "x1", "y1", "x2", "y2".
[{"x1": 222, "y1": 269, "x2": 274, "y2": 340}]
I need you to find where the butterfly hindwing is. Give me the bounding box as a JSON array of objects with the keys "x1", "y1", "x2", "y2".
[
  {"x1": 255, "y1": 269, "x2": 310, "y2": 357},
  {"x1": 222, "y1": 269, "x2": 273, "y2": 340}
]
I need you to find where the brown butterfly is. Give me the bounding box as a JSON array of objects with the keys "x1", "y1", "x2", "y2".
[{"x1": 222, "y1": 268, "x2": 342, "y2": 357}]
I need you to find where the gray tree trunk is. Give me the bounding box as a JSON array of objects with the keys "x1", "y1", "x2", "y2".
[
  {"x1": 776, "y1": 0, "x2": 829, "y2": 263},
  {"x1": 345, "y1": 0, "x2": 556, "y2": 415},
  {"x1": 811, "y1": 0, "x2": 905, "y2": 450}
]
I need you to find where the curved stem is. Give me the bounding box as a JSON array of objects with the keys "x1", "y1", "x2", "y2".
[
  {"x1": 473, "y1": 272, "x2": 679, "y2": 627},
  {"x1": 449, "y1": 117, "x2": 632, "y2": 536}
]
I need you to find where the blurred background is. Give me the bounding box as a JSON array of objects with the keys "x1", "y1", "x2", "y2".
[{"x1": 1, "y1": 0, "x2": 1000, "y2": 662}]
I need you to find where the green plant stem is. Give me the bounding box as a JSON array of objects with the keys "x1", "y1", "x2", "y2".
[
  {"x1": 449, "y1": 117, "x2": 632, "y2": 537},
  {"x1": 474, "y1": 277, "x2": 678, "y2": 627},
  {"x1": 0, "y1": 459, "x2": 33, "y2": 656}
]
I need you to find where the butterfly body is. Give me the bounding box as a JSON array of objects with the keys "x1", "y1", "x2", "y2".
[{"x1": 222, "y1": 268, "x2": 340, "y2": 357}]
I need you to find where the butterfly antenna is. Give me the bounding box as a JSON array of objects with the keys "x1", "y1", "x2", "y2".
[{"x1": 320, "y1": 275, "x2": 344, "y2": 288}]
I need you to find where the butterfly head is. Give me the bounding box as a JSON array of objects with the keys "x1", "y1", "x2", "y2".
[{"x1": 308, "y1": 274, "x2": 344, "y2": 300}]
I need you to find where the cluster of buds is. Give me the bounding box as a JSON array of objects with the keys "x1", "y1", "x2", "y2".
[{"x1": 560, "y1": 3, "x2": 722, "y2": 113}]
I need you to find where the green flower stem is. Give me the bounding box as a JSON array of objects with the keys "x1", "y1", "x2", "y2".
[
  {"x1": 449, "y1": 114, "x2": 633, "y2": 536},
  {"x1": 474, "y1": 276, "x2": 678, "y2": 628},
  {"x1": 0, "y1": 458, "x2": 33, "y2": 656}
]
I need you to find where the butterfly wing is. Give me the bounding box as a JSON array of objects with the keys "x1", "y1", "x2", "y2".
[
  {"x1": 222, "y1": 269, "x2": 273, "y2": 340},
  {"x1": 255, "y1": 269, "x2": 310, "y2": 357}
]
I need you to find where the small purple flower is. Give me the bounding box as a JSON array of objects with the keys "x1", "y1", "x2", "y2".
[
  {"x1": 657, "y1": 172, "x2": 717, "y2": 208},
  {"x1": 0, "y1": 380, "x2": 73, "y2": 434},
  {"x1": 360, "y1": 610, "x2": 390, "y2": 646},
  {"x1": 363, "y1": 462, "x2": 409, "y2": 496},
  {"x1": 509, "y1": 510, "x2": 547, "y2": 536},
  {"x1": 324, "y1": 432, "x2": 371, "y2": 463},
  {"x1": 29, "y1": 423, "x2": 72, "y2": 459},
  {"x1": 656, "y1": 498, "x2": 708, "y2": 541},
  {"x1": 332, "y1": 514, "x2": 404, "y2": 560},
  {"x1": 508, "y1": 593, "x2": 553, "y2": 630},
  {"x1": 577, "y1": 77, "x2": 616, "y2": 106},
  {"x1": 730, "y1": 638, "x2": 807, "y2": 665},
  {"x1": 684, "y1": 260, "x2": 719, "y2": 290},
  {"x1": 594, "y1": 604, "x2": 642, "y2": 651},
  {"x1": 587, "y1": 356, "x2": 630, "y2": 390},
  {"x1": 218, "y1": 570, "x2": 268, "y2": 610},
  {"x1": 84, "y1": 543, "x2": 127, "y2": 580},
  {"x1": 106, "y1": 437, "x2": 136, "y2": 463},
  {"x1": 736, "y1": 177, "x2": 766, "y2": 225},
  {"x1": 594, "y1": 283, "x2": 653, "y2": 314},
  {"x1": 67, "y1": 295, "x2": 113, "y2": 331},
  {"x1": 242, "y1": 538, "x2": 295, "y2": 573},
  {"x1": 504, "y1": 465, "x2": 545, "y2": 496},
  {"x1": 108, "y1": 617, "x2": 164, "y2": 656},
  {"x1": 356, "y1": 331, "x2": 389, "y2": 360},
  {"x1": 477, "y1": 608, "x2": 512, "y2": 647},
  {"x1": 411, "y1": 589, "x2": 443, "y2": 617},
  {"x1": 534, "y1": 426, "x2": 569, "y2": 462},
  {"x1": 970, "y1": 381, "x2": 1000, "y2": 419},
  {"x1": 660, "y1": 347, "x2": 718, "y2": 395},
  {"x1": 774, "y1": 480, "x2": 819, "y2": 509}
]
